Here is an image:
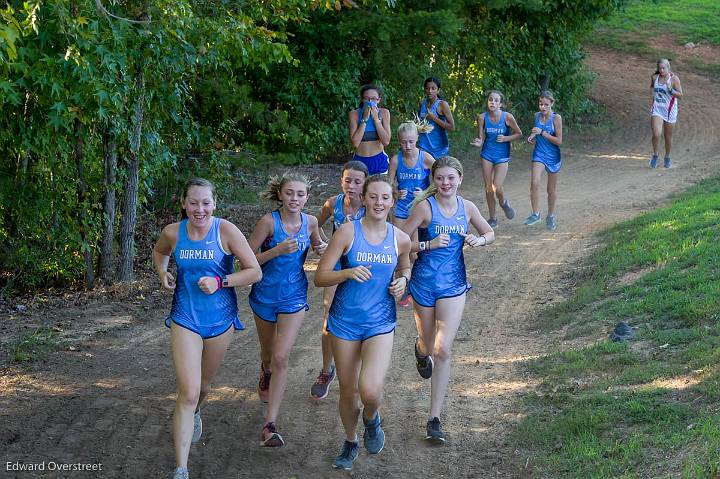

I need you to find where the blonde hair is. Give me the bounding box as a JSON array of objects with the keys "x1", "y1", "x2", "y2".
[
  {"x1": 411, "y1": 156, "x2": 463, "y2": 207},
  {"x1": 397, "y1": 121, "x2": 419, "y2": 138},
  {"x1": 261, "y1": 172, "x2": 311, "y2": 204},
  {"x1": 181, "y1": 177, "x2": 215, "y2": 219},
  {"x1": 656, "y1": 58, "x2": 671, "y2": 74},
  {"x1": 539, "y1": 90, "x2": 556, "y2": 104}
]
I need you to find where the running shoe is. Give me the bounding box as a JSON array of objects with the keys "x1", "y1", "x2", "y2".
[
  {"x1": 191, "y1": 410, "x2": 202, "y2": 444},
  {"x1": 487, "y1": 217, "x2": 498, "y2": 229},
  {"x1": 546, "y1": 215, "x2": 557, "y2": 231},
  {"x1": 414, "y1": 337, "x2": 433, "y2": 379},
  {"x1": 363, "y1": 411, "x2": 385, "y2": 454},
  {"x1": 500, "y1": 200, "x2": 516, "y2": 219},
  {"x1": 333, "y1": 440, "x2": 359, "y2": 470},
  {"x1": 310, "y1": 364, "x2": 336, "y2": 400},
  {"x1": 523, "y1": 212, "x2": 541, "y2": 226},
  {"x1": 259, "y1": 422, "x2": 285, "y2": 447},
  {"x1": 664, "y1": 157, "x2": 672, "y2": 168},
  {"x1": 649, "y1": 154, "x2": 659, "y2": 168},
  {"x1": 426, "y1": 417, "x2": 446, "y2": 444},
  {"x1": 172, "y1": 466, "x2": 189, "y2": 479},
  {"x1": 258, "y1": 363, "x2": 271, "y2": 403}
]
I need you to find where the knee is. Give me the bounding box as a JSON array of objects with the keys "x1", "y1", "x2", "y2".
[
  {"x1": 339, "y1": 384, "x2": 359, "y2": 402},
  {"x1": 359, "y1": 383, "x2": 382, "y2": 407},
  {"x1": 484, "y1": 185, "x2": 494, "y2": 195},
  {"x1": 494, "y1": 184, "x2": 504, "y2": 197},
  {"x1": 177, "y1": 383, "x2": 201, "y2": 408},
  {"x1": 433, "y1": 344, "x2": 452, "y2": 363},
  {"x1": 271, "y1": 351, "x2": 290, "y2": 371}
]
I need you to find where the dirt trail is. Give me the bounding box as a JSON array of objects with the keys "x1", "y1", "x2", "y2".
[{"x1": 2, "y1": 48, "x2": 719, "y2": 479}]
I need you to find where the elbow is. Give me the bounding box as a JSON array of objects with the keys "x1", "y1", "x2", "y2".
[
  {"x1": 446, "y1": 124, "x2": 456, "y2": 132},
  {"x1": 314, "y1": 273, "x2": 327, "y2": 288},
  {"x1": 484, "y1": 230, "x2": 496, "y2": 244},
  {"x1": 251, "y1": 268, "x2": 263, "y2": 284}
]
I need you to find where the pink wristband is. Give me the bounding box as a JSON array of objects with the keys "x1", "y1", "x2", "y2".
[{"x1": 215, "y1": 275, "x2": 222, "y2": 290}]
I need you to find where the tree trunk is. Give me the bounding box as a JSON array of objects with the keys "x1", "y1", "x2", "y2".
[
  {"x1": 539, "y1": 74, "x2": 550, "y2": 92},
  {"x1": 118, "y1": 72, "x2": 145, "y2": 281},
  {"x1": 99, "y1": 125, "x2": 117, "y2": 281},
  {"x1": 73, "y1": 118, "x2": 95, "y2": 289}
]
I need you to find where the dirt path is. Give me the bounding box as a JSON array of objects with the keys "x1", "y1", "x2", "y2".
[{"x1": 2, "y1": 47, "x2": 719, "y2": 479}]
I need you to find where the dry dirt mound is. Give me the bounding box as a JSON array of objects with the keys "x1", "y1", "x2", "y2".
[{"x1": 1, "y1": 46, "x2": 719, "y2": 478}]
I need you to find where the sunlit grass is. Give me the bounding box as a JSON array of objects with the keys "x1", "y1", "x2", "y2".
[{"x1": 516, "y1": 176, "x2": 720, "y2": 477}]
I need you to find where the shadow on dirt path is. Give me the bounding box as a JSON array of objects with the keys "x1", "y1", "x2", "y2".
[{"x1": 1, "y1": 47, "x2": 719, "y2": 478}]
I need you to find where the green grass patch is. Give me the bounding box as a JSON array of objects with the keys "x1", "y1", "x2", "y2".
[
  {"x1": 8, "y1": 327, "x2": 63, "y2": 362},
  {"x1": 598, "y1": 0, "x2": 720, "y2": 46},
  {"x1": 516, "y1": 176, "x2": 720, "y2": 477},
  {"x1": 588, "y1": 0, "x2": 720, "y2": 76}
]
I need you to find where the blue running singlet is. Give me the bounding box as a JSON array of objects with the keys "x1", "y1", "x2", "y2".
[
  {"x1": 332, "y1": 193, "x2": 366, "y2": 272},
  {"x1": 418, "y1": 98, "x2": 449, "y2": 159},
  {"x1": 328, "y1": 221, "x2": 398, "y2": 341},
  {"x1": 394, "y1": 150, "x2": 431, "y2": 219},
  {"x1": 332, "y1": 193, "x2": 366, "y2": 233},
  {"x1": 409, "y1": 196, "x2": 471, "y2": 307},
  {"x1": 249, "y1": 211, "x2": 311, "y2": 322},
  {"x1": 166, "y1": 217, "x2": 243, "y2": 338},
  {"x1": 481, "y1": 111, "x2": 510, "y2": 164},
  {"x1": 532, "y1": 112, "x2": 562, "y2": 174}
]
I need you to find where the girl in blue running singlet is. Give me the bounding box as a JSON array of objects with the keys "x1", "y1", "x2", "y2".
[
  {"x1": 153, "y1": 178, "x2": 262, "y2": 479},
  {"x1": 525, "y1": 90, "x2": 564, "y2": 231},
  {"x1": 401, "y1": 157, "x2": 495, "y2": 444},
  {"x1": 349, "y1": 84, "x2": 391, "y2": 174},
  {"x1": 388, "y1": 122, "x2": 435, "y2": 223},
  {"x1": 310, "y1": 161, "x2": 369, "y2": 400},
  {"x1": 417, "y1": 77, "x2": 455, "y2": 159},
  {"x1": 470, "y1": 90, "x2": 523, "y2": 229},
  {"x1": 315, "y1": 175, "x2": 411, "y2": 470},
  {"x1": 649, "y1": 58, "x2": 683, "y2": 169},
  {"x1": 248, "y1": 172, "x2": 326, "y2": 447}
]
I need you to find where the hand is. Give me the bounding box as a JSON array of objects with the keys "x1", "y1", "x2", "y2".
[
  {"x1": 527, "y1": 134, "x2": 536, "y2": 144},
  {"x1": 346, "y1": 264, "x2": 372, "y2": 283},
  {"x1": 413, "y1": 186, "x2": 424, "y2": 197},
  {"x1": 531, "y1": 127, "x2": 542, "y2": 135},
  {"x1": 398, "y1": 189, "x2": 408, "y2": 199},
  {"x1": 197, "y1": 276, "x2": 219, "y2": 295},
  {"x1": 426, "y1": 111, "x2": 437, "y2": 122},
  {"x1": 460, "y1": 232, "x2": 484, "y2": 248},
  {"x1": 159, "y1": 271, "x2": 175, "y2": 291},
  {"x1": 389, "y1": 276, "x2": 408, "y2": 300},
  {"x1": 275, "y1": 237, "x2": 299, "y2": 256},
  {"x1": 430, "y1": 233, "x2": 450, "y2": 249},
  {"x1": 470, "y1": 138, "x2": 484, "y2": 148},
  {"x1": 497, "y1": 134, "x2": 508, "y2": 143},
  {"x1": 370, "y1": 106, "x2": 380, "y2": 121},
  {"x1": 313, "y1": 241, "x2": 328, "y2": 256},
  {"x1": 362, "y1": 106, "x2": 371, "y2": 121}
]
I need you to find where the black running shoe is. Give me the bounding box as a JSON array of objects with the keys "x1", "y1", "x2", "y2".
[
  {"x1": 414, "y1": 337, "x2": 433, "y2": 379},
  {"x1": 426, "y1": 417, "x2": 446, "y2": 444}
]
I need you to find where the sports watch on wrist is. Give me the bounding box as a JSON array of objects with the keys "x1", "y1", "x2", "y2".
[{"x1": 222, "y1": 277, "x2": 229, "y2": 288}]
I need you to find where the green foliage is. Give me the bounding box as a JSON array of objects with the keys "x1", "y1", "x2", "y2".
[
  {"x1": 1, "y1": 0, "x2": 627, "y2": 290},
  {"x1": 516, "y1": 176, "x2": 720, "y2": 477}
]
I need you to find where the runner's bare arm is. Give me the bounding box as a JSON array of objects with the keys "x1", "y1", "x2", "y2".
[{"x1": 219, "y1": 220, "x2": 262, "y2": 287}]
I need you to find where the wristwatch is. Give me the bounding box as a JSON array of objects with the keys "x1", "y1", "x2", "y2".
[{"x1": 222, "y1": 277, "x2": 229, "y2": 288}]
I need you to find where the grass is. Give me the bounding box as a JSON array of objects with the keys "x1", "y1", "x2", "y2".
[
  {"x1": 597, "y1": 0, "x2": 720, "y2": 46},
  {"x1": 8, "y1": 327, "x2": 63, "y2": 362},
  {"x1": 588, "y1": 0, "x2": 720, "y2": 76},
  {"x1": 515, "y1": 177, "x2": 720, "y2": 477}
]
